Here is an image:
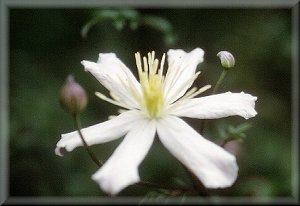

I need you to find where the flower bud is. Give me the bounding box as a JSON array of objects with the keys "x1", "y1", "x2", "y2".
[
  {"x1": 217, "y1": 51, "x2": 235, "y2": 68},
  {"x1": 59, "y1": 75, "x2": 87, "y2": 114}
]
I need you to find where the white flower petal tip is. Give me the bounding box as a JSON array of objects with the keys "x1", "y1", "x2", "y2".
[
  {"x1": 157, "y1": 116, "x2": 239, "y2": 189},
  {"x1": 81, "y1": 60, "x2": 96, "y2": 72},
  {"x1": 167, "y1": 48, "x2": 205, "y2": 68},
  {"x1": 170, "y1": 91, "x2": 258, "y2": 120},
  {"x1": 91, "y1": 169, "x2": 140, "y2": 195},
  {"x1": 55, "y1": 110, "x2": 143, "y2": 156},
  {"x1": 239, "y1": 92, "x2": 258, "y2": 119},
  {"x1": 203, "y1": 155, "x2": 238, "y2": 189},
  {"x1": 90, "y1": 120, "x2": 156, "y2": 195},
  {"x1": 54, "y1": 147, "x2": 66, "y2": 157},
  {"x1": 192, "y1": 48, "x2": 205, "y2": 62},
  {"x1": 97, "y1": 53, "x2": 118, "y2": 63}
]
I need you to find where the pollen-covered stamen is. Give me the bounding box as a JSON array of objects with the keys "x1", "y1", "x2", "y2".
[{"x1": 135, "y1": 52, "x2": 165, "y2": 118}]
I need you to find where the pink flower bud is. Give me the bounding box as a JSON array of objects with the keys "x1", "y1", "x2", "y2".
[
  {"x1": 59, "y1": 75, "x2": 87, "y2": 114},
  {"x1": 217, "y1": 51, "x2": 235, "y2": 68}
]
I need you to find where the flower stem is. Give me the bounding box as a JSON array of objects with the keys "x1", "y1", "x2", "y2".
[
  {"x1": 73, "y1": 114, "x2": 103, "y2": 167},
  {"x1": 200, "y1": 68, "x2": 229, "y2": 134},
  {"x1": 212, "y1": 69, "x2": 228, "y2": 94}
]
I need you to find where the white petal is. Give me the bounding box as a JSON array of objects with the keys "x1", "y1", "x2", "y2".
[
  {"x1": 164, "y1": 48, "x2": 204, "y2": 103},
  {"x1": 55, "y1": 110, "x2": 142, "y2": 155},
  {"x1": 91, "y1": 119, "x2": 156, "y2": 195},
  {"x1": 170, "y1": 92, "x2": 257, "y2": 119},
  {"x1": 157, "y1": 116, "x2": 238, "y2": 188},
  {"x1": 81, "y1": 53, "x2": 142, "y2": 108}
]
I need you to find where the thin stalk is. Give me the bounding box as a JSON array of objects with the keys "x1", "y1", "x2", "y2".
[
  {"x1": 212, "y1": 69, "x2": 228, "y2": 94},
  {"x1": 220, "y1": 137, "x2": 235, "y2": 147},
  {"x1": 200, "y1": 68, "x2": 229, "y2": 135},
  {"x1": 73, "y1": 114, "x2": 103, "y2": 167}
]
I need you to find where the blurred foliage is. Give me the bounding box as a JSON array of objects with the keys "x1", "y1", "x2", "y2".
[
  {"x1": 8, "y1": 7, "x2": 293, "y2": 201},
  {"x1": 218, "y1": 122, "x2": 252, "y2": 145},
  {"x1": 81, "y1": 9, "x2": 177, "y2": 46}
]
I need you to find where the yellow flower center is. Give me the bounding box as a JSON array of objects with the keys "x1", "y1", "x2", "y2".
[{"x1": 135, "y1": 51, "x2": 165, "y2": 118}]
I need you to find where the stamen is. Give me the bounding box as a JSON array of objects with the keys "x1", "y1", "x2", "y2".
[
  {"x1": 135, "y1": 51, "x2": 165, "y2": 118},
  {"x1": 153, "y1": 59, "x2": 159, "y2": 74},
  {"x1": 95, "y1": 92, "x2": 132, "y2": 110},
  {"x1": 135, "y1": 52, "x2": 143, "y2": 78},
  {"x1": 183, "y1": 87, "x2": 198, "y2": 98},
  {"x1": 110, "y1": 92, "x2": 121, "y2": 101},
  {"x1": 105, "y1": 72, "x2": 140, "y2": 109},
  {"x1": 118, "y1": 62, "x2": 143, "y2": 102},
  {"x1": 148, "y1": 52, "x2": 152, "y2": 71},
  {"x1": 158, "y1": 53, "x2": 166, "y2": 79},
  {"x1": 117, "y1": 109, "x2": 127, "y2": 114},
  {"x1": 166, "y1": 71, "x2": 201, "y2": 104},
  {"x1": 166, "y1": 84, "x2": 212, "y2": 112},
  {"x1": 188, "y1": 85, "x2": 211, "y2": 99},
  {"x1": 180, "y1": 85, "x2": 211, "y2": 101},
  {"x1": 143, "y1": 57, "x2": 149, "y2": 73}
]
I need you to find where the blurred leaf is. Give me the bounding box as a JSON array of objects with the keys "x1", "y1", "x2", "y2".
[
  {"x1": 142, "y1": 15, "x2": 177, "y2": 46},
  {"x1": 173, "y1": 177, "x2": 188, "y2": 187},
  {"x1": 81, "y1": 9, "x2": 177, "y2": 46},
  {"x1": 218, "y1": 122, "x2": 252, "y2": 146},
  {"x1": 81, "y1": 9, "x2": 139, "y2": 38}
]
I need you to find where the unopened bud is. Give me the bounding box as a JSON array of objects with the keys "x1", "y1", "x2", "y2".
[
  {"x1": 59, "y1": 75, "x2": 87, "y2": 114},
  {"x1": 217, "y1": 51, "x2": 235, "y2": 68}
]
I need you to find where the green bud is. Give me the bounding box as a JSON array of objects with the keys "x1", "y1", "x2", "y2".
[
  {"x1": 217, "y1": 51, "x2": 235, "y2": 68},
  {"x1": 59, "y1": 75, "x2": 87, "y2": 115}
]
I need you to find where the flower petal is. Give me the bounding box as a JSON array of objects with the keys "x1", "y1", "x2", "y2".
[
  {"x1": 91, "y1": 119, "x2": 156, "y2": 195},
  {"x1": 55, "y1": 110, "x2": 142, "y2": 156},
  {"x1": 164, "y1": 48, "x2": 204, "y2": 104},
  {"x1": 81, "y1": 53, "x2": 142, "y2": 109},
  {"x1": 170, "y1": 92, "x2": 257, "y2": 119},
  {"x1": 157, "y1": 115, "x2": 238, "y2": 188}
]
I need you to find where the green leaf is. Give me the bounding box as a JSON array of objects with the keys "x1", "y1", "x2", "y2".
[
  {"x1": 81, "y1": 9, "x2": 177, "y2": 46},
  {"x1": 218, "y1": 122, "x2": 252, "y2": 146},
  {"x1": 141, "y1": 15, "x2": 177, "y2": 46}
]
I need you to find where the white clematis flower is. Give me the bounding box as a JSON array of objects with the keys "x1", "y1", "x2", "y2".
[{"x1": 55, "y1": 48, "x2": 257, "y2": 195}]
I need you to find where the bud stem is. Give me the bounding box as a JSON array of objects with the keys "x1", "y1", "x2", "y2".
[
  {"x1": 200, "y1": 68, "x2": 229, "y2": 139},
  {"x1": 212, "y1": 69, "x2": 228, "y2": 94},
  {"x1": 73, "y1": 114, "x2": 103, "y2": 167}
]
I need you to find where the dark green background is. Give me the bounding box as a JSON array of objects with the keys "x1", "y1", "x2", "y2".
[{"x1": 9, "y1": 8, "x2": 292, "y2": 197}]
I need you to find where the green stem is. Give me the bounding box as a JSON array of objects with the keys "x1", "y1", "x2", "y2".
[
  {"x1": 200, "y1": 68, "x2": 229, "y2": 134},
  {"x1": 220, "y1": 137, "x2": 234, "y2": 147},
  {"x1": 73, "y1": 114, "x2": 103, "y2": 167},
  {"x1": 212, "y1": 69, "x2": 228, "y2": 94}
]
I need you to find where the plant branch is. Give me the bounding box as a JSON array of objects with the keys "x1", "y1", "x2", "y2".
[
  {"x1": 73, "y1": 114, "x2": 103, "y2": 167},
  {"x1": 200, "y1": 69, "x2": 229, "y2": 135}
]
